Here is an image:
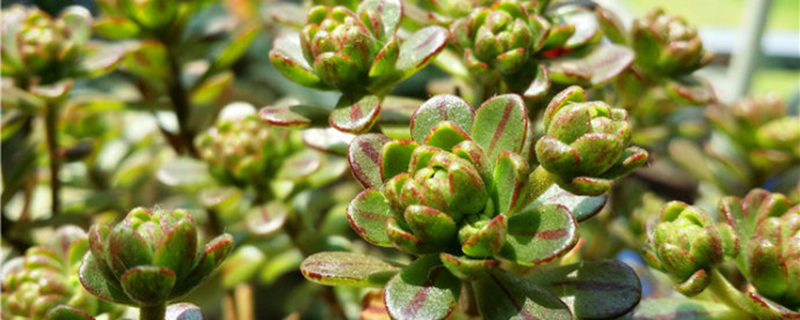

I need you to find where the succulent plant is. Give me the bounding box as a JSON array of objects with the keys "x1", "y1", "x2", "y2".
[
  {"x1": 631, "y1": 8, "x2": 712, "y2": 79},
  {"x1": 535, "y1": 86, "x2": 648, "y2": 196},
  {"x1": 642, "y1": 201, "x2": 732, "y2": 296},
  {"x1": 79, "y1": 207, "x2": 234, "y2": 309},
  {"x1": 1, "y1": 5, "x2": 117, "y2": 91},
  {"x1": 720, "y1": 189, "x2": 800, "y2": 309},
  {"x1": 1, "y1": 226, "x2": 110, "y2": 320}
]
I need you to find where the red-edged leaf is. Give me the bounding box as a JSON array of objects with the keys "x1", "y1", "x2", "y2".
[
  {"x1": 395, "y1": 26, "x2": 449, "y2": 77},
  {"x1": 473, "y1": 269, "x2": 572, "y2": 320},
  {"x1": 358, "y1": 0, "x2": 403, "y2": 39},
  {"x1": 555, "y1": 5, "x2": 601, "y2": 48},
  {"x1": 462, "y1": 215, "x2": 507, "y2": 258},
  {"x1": 79, "y1": 254, "x2": 136, "y2": 305},
  {"x1": 528, "y1": 184, "x2": 607, "y2": 222},
  {"x1": 745, "y1": 291, "x2": 800, "y2": 319},
  {"x1": 302, "y1": 128, "x2": 355, "y2": 155},
  {"x1": 45, "y1": 306, "x2": 96, "y2": 320},
  {"x1": 348, "y1": 189, "x2": 394, "y2": 247},
  {"x1": 499, "y1": 204, "x2": 579, "y2": 265},
  {"x1": 583, "y1": 44, "x2": 634, "y2": 86},
  {"x1": 277, "y1": 149, "x2": 322, "y2": 181},
  {"x1": 349, "y1": 133, "x2": 392, "y2": 188},
  {"x1": 384, "y1": 254, "x2": 461, "y2": 320},
  {"x1": 522, "y1": 64, "x2": 551, "y2": 100},
  {"x1": 153, "y1": 219, "x2": 197, "y2": 281},
  {"x1": 381, "y1": 140, "x2": 419, "y2": 182},
  {"x1": 259, "y1": 104, "x2": 331, "y2": 129},
  {"x1": 120, "y1": 266, "x2": 176, "y2": 305},
  {"x1": 301, "y1": 251, "x2": 402, "y2": 287},
  {"x1": 269, "y1": 34, "x2": 327, "y2": 89},
  {"x1": 330, "y1": 95, "x2": 382, "y2": 133},
  {"x1": 493, "y1": 151, "x2": 529, "y2": 215},
  {"x1": 246, "y1": 202, "x2": 289, "y2": 236},
  {"x1": 410, "y1": 95, "x2": 474, "y2": 144},
  {"x1": 173, "y1": 234, "x2": 234, "y2": 298},
  {"x1": 423, "y1": 121, "x2": 471, "y2": 151},
  {"x1": 387, "y1": 217, "x2": 438, "y2": 254},
  {"x1": 439, "y1": 253, "x2": 498, "y2": 281},
  {"x1": 470, "y1": 94, "x2": 529, "y2": 168},
  {"x1": 665, "y1": 76, "x2": 714, "y2": 105},
  {"x1": 529, "y1": 260, "x2": 642, "y2": 320},
  {"x1": 404, "y1": 205, "x2": 457, "y2": 244}
]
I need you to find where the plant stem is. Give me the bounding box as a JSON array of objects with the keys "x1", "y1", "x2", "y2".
[
  {"x1": 44, "y1": 99, "x2": 62, "y2": 216},
  {"x1": 523, "y1": 165, "x2": 556, "y2": 206},
  {"x1": 163, "y1": 43, "x2": 199, "y2": 158},
  {"x1": 139, "y1": 304, "x2": 166, "y2": 320},
  {"x1": 707, "y1": 269, "x2": 749, "y2": 313},
  {"x1": 460, "y1": 282, "x2": 480, "y2": 318},
  {"x1": 235, "y1": 284, "x2": 255, "y2": 320}
]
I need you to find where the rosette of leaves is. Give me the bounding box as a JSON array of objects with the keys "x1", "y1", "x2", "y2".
[
  {"x1": 1, "y1": 225, "x2": 116, "y2": 320},
  {"x1": 535, "y1": 86, "x2": 648, "y2": 196},
  {"x1": 720, "y1": 189, "x2": 800, "y2": 312},
  {"x1": 79, "y1": 207, "x2": 234, "y2": 315},
  {"x1": 266, "y1": 0, "x2": 448, "y2": 133},
  {"x1": 298, "y1": 94, "x2": 641, "y2": 320},
  {"x1": 642, "y1": 201, "x2": 732, "y2": 296},
  {"x1": 610, "y1": 7, "x2": 714, "y2": 108}
]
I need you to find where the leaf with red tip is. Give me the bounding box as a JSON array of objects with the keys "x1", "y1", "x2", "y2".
[
  {"x1": 173, "y1": 234, "x2": 234, "y2": 298},
  {"x1": 107, "y1": 224, "x2": 152, "y2": 277},
  {"x1": 330, "y1": 95, "x2": 382, "y2": 134},
  {"x1": 384, "y1": 254, "x2": 461, "y2": 320},
  {"x1": 45, "y1": 305, "x2": 96, "y2": 320},
  {"x1": 499, "y1": 204, "x2": 579, "y2": 265},
  {"x1": 493, "y1": 151, "x2": 529, "y2": 215},
  {"x1": 395, "y1": 26, "x2": 449, "y2": 77},
  {"x1": 462, "y1": 215, "x2": 507, "y2": 258},
  {"x1": 562, "y1": 176, "x2": 614, "y2": 196},
  {"x1": 410, "y1": 95, "x2": 474, "y2": 144},
  {"x1": 79, "y1": 254, "x2": 136, "y2": 305},
  {"x1": 529, "y1": 184, "x2": 607, "y2": 222},
  {"x1": 270, "y1": 34, "x2": 327, "y2": 89},
  {"x1": 522, "y1": 64, "x2": 551, "y2": 100},
  {"x1": 471, "y1": 94, "x2": 529, "y2": 168},
  {"x1": 349, "y1": 133, "x2": 392, "y2": 188},
  {"x1": 665, "y1": 76, "x2": 714, "y2": 105},
  {"x1": 301, "y1": 251, "x2": 402, "y2": 287},
  {"x1": 166, "y1": 303, "x2": 205, "y2": 320},
  {"x1": 473, "y1": 269, "x2": 572, "y2": 320},
  {"x1": 745, "y1": 291, "x2": 800, "y2": 319},
  {"x1": 348, "y1": 189, "x2": 394, "y2": 247},
  {"x1": 120, "y1": 266, "x2": 176, "y2": 305},
  {"x1": 583, "y1": 44, "x2": 634, "y2": 86},
  {"x1": 153, "y1": 219, "x2": 198, "y2": 281},
  {"x1": 387, "y1": 217, "x2": 438, "y2": 254},
  {"x1": 529, "y1": 260, "x2": 641, "y2": 320},
  {"x1": 358, "y1": 0, "x2": 403, "y2": 39},
  {"x1": 302, "y1": 128, "x2": 355, "y2": 155},
  {"x1": 439, "y1": 253, "x2": 497, "y2": 281},
  {"x1": 258, "y1": 104, "x2": 331, "y2": 129},
  {"x1": 424, "y1": 121, "x2": 471, "y2": 151},
  {"x1": 246, "y1": 202, "x2": 289, "y2": 236},
  {"x1": 381, "y1": 140, "x2": 419, "y2": 182}
]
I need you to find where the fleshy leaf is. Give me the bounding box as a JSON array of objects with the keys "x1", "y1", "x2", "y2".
[
  {"x1": 348, "y1": 133, "x2": 392, "y2": 188},
  {"x1": 45, "y1": 306, "x2": 96, "y2": 320},
  {"x1": 259, "y1": 104, "x2": 331, "y2": 129},
  {"x1": 384, "y1": 254, "x2": 461, "y2": 320},
  {"x1": 493, "y1": 151, "x2": 529, "y2": 215},
  {"x1": 361, "y1": 290, "x2": 391, "y2": 320},
  {"x1": 358, "y1": 0, "x2": 403, "y2": 39},
  {"x1": 166, "y1": 303, "x2": 205, "y2": 320},
  {"x1": 410, "y1": 95, "x2": 474, "y2": 144},
  {"x1": 270, "y1": 34, "x2": 326, "y2": 89},
  {"x1": 173, "y1": 234, "x2": 234, "y2": 298},
  {"x1": 93, "y1": 17, "x2": 140, "y2": 39},
  {"x1": 395, "y1": 26, "x2": 449, "y2": 77},
  {"x1": 120, "y1": 266, "x2": 177, "y2": 305},
  {"x1": 221, "y1": 246, "x2": 266, "y2": 288},
  {"x1": 584, "y1": 44, "x2": 634, "y2": 86},
  {"x1": 302, "y1": 128, "x2": 355, "y2": 155},
  {"x1": 439, "y1": 253, "x2": 497, "y2": 281},
  {"x1": 499, "y1": 204, "x2": 579, "y2": 265},
  {"x1": 633, "y1": 298, "x2": 751, "y2": 320},
  {"x1": 470, "y1": 94, "x2": 529, "y2": 167},
  {"x1": 277, "y1": 149, "x2": 322, "y2": 181},
  {"x1": 745, "y1": 292, "x2": 800, "y2": 319},
  {"x1": 330, "y1": 95, "x2": 382, "y2": 133},
  {"x1": 529, "y1": 260, "x2": 641, "y2": 320},
  {"x1": 473, "y1": 269, "x2": 572, "y2": 320},
  {"x1": 156, "y1": 157, "x2": 213, "y2": 189},
  {"x1": 246, "y1": 202, "x2": 289, "y2": 236},
  {"x1": 665, "y1": 76, "x2": 714, "y2": 105},
  {"x1": 522, "y1": 65, "x2": 551, "y2": 100},
  {"x1": 381, "y1": 140, "x2": 419, "y2": 182},
  {"x1": 301, "y1": 251, "x2": 402, "y2": 287},
  {"x1": 153, "y1": 219, "x2": 198, "y2": 281},
  {"x1": 528, "y1": 184, "x2": 607, "y2": 222},
  {"x1": 424, "y1": 122, "x2": 471, "y2": 151},
  {"x1": 210, "y1": 24, "x2": 259, "y2": 73},
  {"x1": 348, "y1": 189, "x2": 394, "y2": 247}
]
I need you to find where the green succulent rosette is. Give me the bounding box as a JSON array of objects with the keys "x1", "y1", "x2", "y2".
[
  {"x1": 1, "y1": 226, "x2": 112, "y2": 320},
  {"x1": 296, "y1": 94, "x2": 642, "y2": 320},
  {"x1": 79, "y1": 208, "x2": 234, "y2": 308},
  {"x1": 631, "y1": 7, "x2": 712, "y2": 79},
  {"x1": 535, "y1": 86, "x2": 648, "y2": 196},
  {"x1": 720, "y1": 189, "x2": 800, "y2": 310},
  {"x1": 643, "y1": 201, "x2": 732, "y2": 296},
  {"x1": 267, "y1": 0, "x2": 448, "y2": 133}
]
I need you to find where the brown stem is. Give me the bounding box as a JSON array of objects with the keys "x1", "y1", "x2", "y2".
[
  {"x1": 223, "y1": 289, "x2": 237, "y2": 320},
  {"x1": 460, "y1": 282, "x2": 480, "y2": 318},
  {"x1": 235, "y1": 284, "x2": 255, "y2": 320},
  {"x1": 163, "y1": 43, "x2": 199, "y2": 158},
  {"x1": 44, "y1": 100, "x2": 62, "y2": 216}
]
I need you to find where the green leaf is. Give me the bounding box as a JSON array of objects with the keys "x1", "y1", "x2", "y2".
[
  {"x1": 595, "y1": 6, "x2": 627, "y2": 45},
  {"x1": 529, "y1": 260, "x2": 641, "y2": 320},
  {"x1": 45, "y1": 305, "x2": 96, "y2": 320},
  {"x1": 423, "y1": 121, "x2": 471, "y2": 151},
  {"x1": 462, "y1": 215, "x2": 507, "y2": 258},
  {"x1": 270, "y1": 34, "x2": 327, "y2": 89},
  {"x1": 528, "y1": 184, "x2": 607, "y2": 222},
  {"x1": 665, "y1": 76, "x2": 714, "y2": 105},
  {"x1": 221, "y1": 245, "x2": 266, "y2": 289},
  {"x1": 174, "y1": 234, "x2": 234, "y2": 298},
  {"x1": 439, "y1": 253, "x2": 498, "y2": 281},
  {"x1": 358, "y1": 0, "x2": 403, "y2": 39},
  {"x1": 493, "y1": 151, "x2": 529, "y2": 215},
  {"x1": 330, "y1": 95, "x2": 382, "y2": 134},
  {"x1": 156, "y1": 157, "x2": 213, "y2": 189},
  {"x1": 246, "y1": 202, "x2": 289, "y2": 236},
  {"x1": 120, "y1": 266, "x2": 177, "y2": 306},
  {"x1": 499, "y1": 204, "x2": 579, "y2": 265},
  {"x1": 79, "y1": 46, "x2": 125, "y2": 78},
  {"x1": 633, "y1": 298, "x2": 750, "y2": 320},
  {"x1": 381, "y1": 139, "x2": 418, "y2": 181},
  {"x1": 210, "y1": 24, "x2": 259, "y2": 73},
  {"x1": 556, "y1": 6, "x2": 601, "y2": 48},
  {"x1": 404, "y1": 205, "x2": 457, "y2": 244},
  {"x1": 745, "y1": 291, "x2": 800, "y2": 319},
  {"x1": 123, "y1": 41, "x2": 169, "y2": 81},
  {"x1": 165, "y1": 303, "x2": 205, "y2": 320},
  {"x1": 384, "y1": 254, "x2": 461, "y2": 320},
  {"x1": 395, "y1": 26, "x2": 449, "y2": 77},
  {"x1": 277, "y1": 149, "x2": 322, "y2": 181},
  {"x1": 471, "y1": 94, "x2": 529, "y2": 167},
  {"x1": 583, "y1": 44, "x2": 634, "y2": 86},
  {"x1": 301, "y1": 252, "x2": 403, "y2": 287},
  {"x1": 190, "y1": 71, "x2": 234, "y2": 106},
  {"x1": 473, "y1": 269, "x2": 572, "y2": 320},
  {"x1": 410, "y1": 95, "x2": 474, "y2": 144},
  {"x1": 153, "y1": 219, "x2": 198, "y2": 281},
  {"x1": 302, "y1": 128, "x2": 355, "y2": 155},
  {"x1": 93, "y1": 17, "x2": 140, "y2": 39},
  {"x1": 259, "y1": 103, "x2": 331, "y2": 129},
  {"x1": 348, "y1": 189, "x2": 394, "y2": 247},
  {"x1": 260, "y1": 249, "x2": 304, "y2": 285},
  {"x1": 348, "y1": 133, "x2": 392, "y2": 188},
  {"x1": 522, "y1": 64, "x2": 551, "y2": 100}
]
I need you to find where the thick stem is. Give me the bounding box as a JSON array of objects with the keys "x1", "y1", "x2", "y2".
[
  {"x1": 139, "y1": 304, "x2": 166, "y2": 320},
  {"x1": 44, "y1": 100, "x2": 62, "y2": 216},
  {"x1": 523, "y1": 165, "x2": 556, "y2": 205},
  {"x1": 707, "y1": 269, "x2": 749, "y2": 313},
  {"x1": 460, "y1": 282, "x2": 480, "y2": 318},
  {"x1": 163, "y1": 43, "x2": 199, "y2": 158}
]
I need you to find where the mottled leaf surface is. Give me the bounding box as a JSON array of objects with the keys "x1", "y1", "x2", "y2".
[
  {"x1": 348, "y1": 189, "x2": 394, "y2": 247},
  {"x1": 384, "y1": 254, "x2": 461, "y2": 320},
  {"x1": 410, "y1": 95, "x2": 474, "y2": 144},
  {"x1": 330, "y1": 95, "x2": 382, "y2": 133},
  {"x1": 529, "y1": 184, "x2": 607, "y2": 222},
  {"x1": 259, "y1": 104, "x2": 331, "y2": 129},
  {"x1": 396, "y1": 26, "x2": 448, "y2": 76},
  {"x1": 246, "y1": 202, "x2": 289, "y2": 236},
  {"x1": 349, "y1": 133, "x2": 392, "y2": 188},
  {"x1": 301, "y1": 252, "x2": 402, "y2": 287},
  {"x1": 473, "y1": 269, "x2": 572, "y2": 320},
  {"x1": 499, "y1": 204, "x2": 579, "y2": 265},
  {"x1": 471, "y1": 94, "x2": 529, "y2": 167}
]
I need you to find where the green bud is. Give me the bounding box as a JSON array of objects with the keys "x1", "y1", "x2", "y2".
[{"x1": 631, "y1": 7, "x2": 712, "y2": 77}]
